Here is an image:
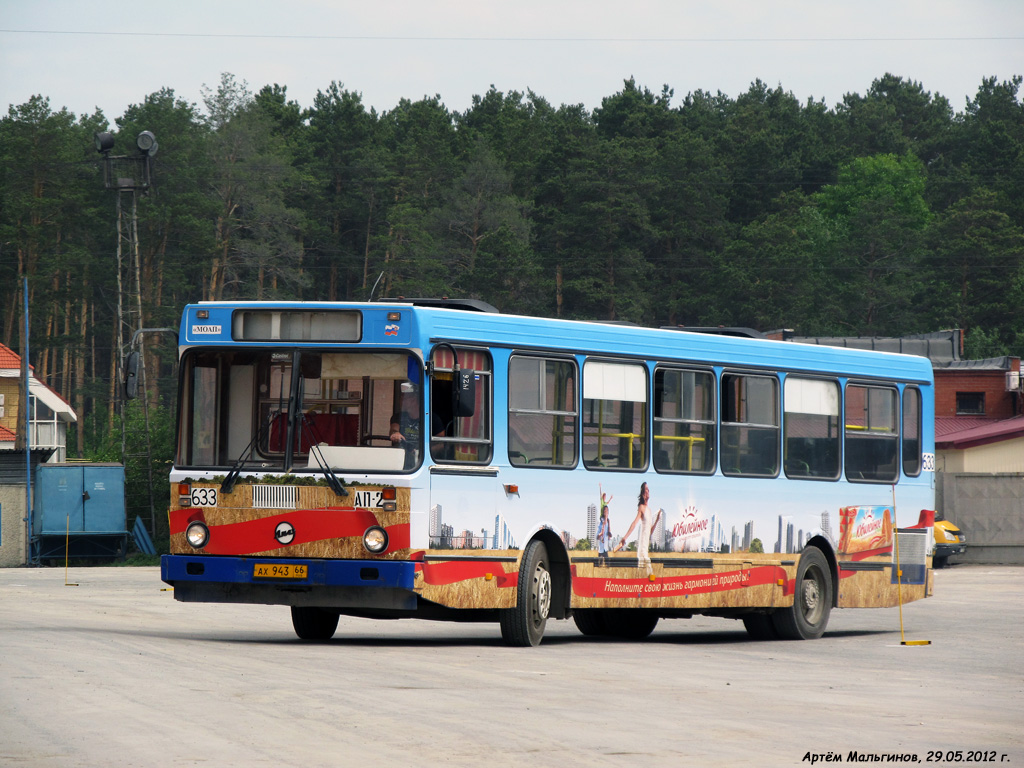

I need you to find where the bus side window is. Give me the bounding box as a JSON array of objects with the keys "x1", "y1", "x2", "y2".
[
  {"x1": 508, "y1": 356, "x2": 577, "y2": 468},
  {"x1": 653, "y1": 367, "x2": 715, "y2": 474},
  {"x1": 845, "y1": 384, "x2": 898, "y2": 482},
  {"x1": 902, "y1": 386, "x2": 922, "y2": 476},
  {"x1": 582, "y1": 360, "x2": 647, "y2": 471},
  {"x1": 429, "y1": 346, "x2": 492, "y2": 464},
  {"x1": 783, "y1": 377, "x2": 840, "y2": 480},
  {"x1": 721, "y1": 373, "x2": 779, "y2": 477}
]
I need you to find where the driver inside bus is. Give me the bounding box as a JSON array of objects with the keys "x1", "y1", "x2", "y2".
[{"x1": 390, "y1": 383, "x2": 444, "y2": 464}]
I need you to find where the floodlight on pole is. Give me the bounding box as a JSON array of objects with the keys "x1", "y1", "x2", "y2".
[
  {"x1": 94, "y1": 131, "x2": 115, "y2": 154},
  {"x1": 136, "y1": 130, "x2": 158, "y2": 157}
]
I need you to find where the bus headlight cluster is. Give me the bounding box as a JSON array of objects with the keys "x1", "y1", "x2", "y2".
[
  {"x1": 363, "y1": 526, "x2": 388, "y2": 554},
  {"x1": 186, "y1": 521, "x2": 210, "y2": 549}
]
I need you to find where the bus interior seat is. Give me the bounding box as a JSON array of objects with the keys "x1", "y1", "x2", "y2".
[{"x1": 269, "y1": 413, "x2": 359, "y2": 452}]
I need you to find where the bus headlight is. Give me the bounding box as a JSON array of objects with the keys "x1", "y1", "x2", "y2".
[
  {"x1": 363, "y1": 526, "x2": 388, "y2": 554},
  {"x1": 186, "y1": 521, "x2": 210, "y2": 549}
]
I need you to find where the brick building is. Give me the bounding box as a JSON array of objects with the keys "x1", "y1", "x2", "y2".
[{"x1": 933, "y1": 357, "x2": 1021, "y2": 421}]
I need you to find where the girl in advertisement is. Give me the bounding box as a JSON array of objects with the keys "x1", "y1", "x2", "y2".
[
  {"x1": 597, "y1": 484, "x2": 612, "y2": 566},
  {"x1": 613, "y1": 482, "x2": 662, "y2": 573}
]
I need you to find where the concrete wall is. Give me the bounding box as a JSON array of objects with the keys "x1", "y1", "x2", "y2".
[
  {"x1": 938, "y1": 472, "x2": 1024, "y2": 565},
  {"x1": 0, "y1": 485, "x2": 27, "y2": 567}
]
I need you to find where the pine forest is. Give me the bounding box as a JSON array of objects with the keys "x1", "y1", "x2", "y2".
[{"x1": 2, "y1": 72, "x2": 1023, "y2": 473}]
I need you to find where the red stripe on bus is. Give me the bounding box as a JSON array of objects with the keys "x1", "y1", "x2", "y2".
[
  {"x1": 570, "y1": 564, "x2": 792, "y2": 599},
  {"x1": 172, "y1": 506, "x2": 408, "y2": 556}
]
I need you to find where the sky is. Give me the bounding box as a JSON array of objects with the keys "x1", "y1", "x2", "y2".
[{"x1": 2, "y1": 0, "x2": 1023, "y2": 127}]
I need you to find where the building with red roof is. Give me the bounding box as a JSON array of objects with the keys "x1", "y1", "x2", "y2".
[
  {"x1": 2, "y1": 343, "x2": 81, "y2": 567},
  {"x1": 0, "y1": 343, "x2": 78, "y2": 463}
]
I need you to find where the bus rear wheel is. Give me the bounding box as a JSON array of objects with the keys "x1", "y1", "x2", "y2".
[
  {"x1": 291, "y1": 606, "x2": 339, "y2": 641},
  {"x1": 573, "y1": 609, "x2": 659, "y2": 639},
  {"x1": 771, "y1": 547, "x2": 832, "y2": 640},
  {"x1": 602, "y1": 609, "x2": 659, "y2": 640},
  {"x1": 573, "y1": 609, "x2": 607, "y2": 636},
  {"x1": 742, "y1": 613, "x2": 779, "y2": 640},
  {"x1": 500, "y1": 540, "x2": 551, "y2": 647}
]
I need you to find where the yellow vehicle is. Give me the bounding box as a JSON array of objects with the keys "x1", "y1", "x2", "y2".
[{"x1": 933, "y1": 516, "x2": 966, "y2": 568}]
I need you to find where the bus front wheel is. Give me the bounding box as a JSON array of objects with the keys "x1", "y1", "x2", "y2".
[
  {"x1": 291, "y1": 606, "x2": 339, "y2": 641},
  {"x1": 771, "y1": 547, "x2": 832, "y2": 640},
  {"x1": 500, "y1": 540, "x2": 551, "y2": 647}
]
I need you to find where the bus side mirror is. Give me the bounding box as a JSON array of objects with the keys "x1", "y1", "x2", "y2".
[
  {"x1": 123, "y1": 351, "x2": 140, "y2": 400},
  {"x1": 454, "y1": 370, "x2": 476, "y2": 417}
]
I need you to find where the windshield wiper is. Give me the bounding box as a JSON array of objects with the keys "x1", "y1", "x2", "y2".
[
  {"x1": 289, "y1": 362, "x2": 347, "y2": 497},
  {"x1": 220, "y1": 412, "x2": 273, "y2": 495},
  {"x1": 300, "y1": 412, "x2": 349, "y2": 498},
  {"x1": 223, "y1": 352, "x2": 347, "y2": 498}
]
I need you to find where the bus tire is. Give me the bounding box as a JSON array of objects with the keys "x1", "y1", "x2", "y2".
[
  {"x1": 771, "y1": 547, "x2": 832, "y2": 640},
  {"x1": 602, "y1": 609, "x2": 659, "y2": 640},
  {"x1": 573, "y1": 609, "x2": 608, "y2": 636},
  {"x1": 742, "y1": 613, "x2": 779, "y2": 640},
  {"x1": 499, "y1": 540, "x2": 552, "y2": 647},
  {"x1": 573, "y1": 609, "x2": 658, "y2": 640},
  {"x1": 291, "y1": 606, "x2": 339, "y2": 641}
]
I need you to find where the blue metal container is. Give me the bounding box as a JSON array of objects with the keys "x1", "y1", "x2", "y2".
[{"x1": 33, "y1": 463, "x2": 128, "y2": 561}]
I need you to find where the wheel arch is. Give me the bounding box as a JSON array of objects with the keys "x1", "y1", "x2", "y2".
[
  {"x1": 527, "y1": 528, "x2": 571, "y2": 620},
  {"x1": 804, "y1": 534, "x2": 839, "y2": 608}
]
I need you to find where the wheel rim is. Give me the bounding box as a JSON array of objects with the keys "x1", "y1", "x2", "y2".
[
  {"x1": 800, "y1": 565, "x2": 824, "y2": 626},
  {"x1": 532, "y1": 563, "x2": 552, "y2": 625}
]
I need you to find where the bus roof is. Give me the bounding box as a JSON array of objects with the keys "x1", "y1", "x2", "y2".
[{"x1": 182, "y1": 300, "x2": 934, "y2": 385}]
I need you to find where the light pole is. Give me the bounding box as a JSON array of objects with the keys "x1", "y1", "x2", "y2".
[{"x1": 95, "y1": 130, "x2": 159, "y2": 540}]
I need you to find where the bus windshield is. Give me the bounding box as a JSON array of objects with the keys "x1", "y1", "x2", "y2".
[{"x1": 177, "y1": 348, "x2": 421, "y2": 473}]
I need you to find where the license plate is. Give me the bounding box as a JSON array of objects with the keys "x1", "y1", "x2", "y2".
[{"x1": 253, "y1": 563, "x2": 308, "y2": 579}]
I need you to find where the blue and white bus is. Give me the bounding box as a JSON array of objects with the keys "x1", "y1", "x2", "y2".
[{"x1": 161, "y1": 299, "x2": 936, "y2": 646}]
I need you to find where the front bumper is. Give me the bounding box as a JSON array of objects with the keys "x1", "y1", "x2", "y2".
[
  {"x1": 161, "y1": 554, "x2": 418, "y2": 610},
  {"x1": 934, "y1": 542, "x2": 967, "y2": 559}
]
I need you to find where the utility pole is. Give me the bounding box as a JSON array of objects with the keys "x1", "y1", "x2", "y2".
[{"x1": 20, "y1": 278, "x2": 32, "y2": 564}]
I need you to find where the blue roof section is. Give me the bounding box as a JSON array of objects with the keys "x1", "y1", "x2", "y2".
[
  {"x1": 419, "y1": 307, "x2": 934, "y2": 384},
  {"x1": 179, "y1": 301, "x2": 934, "y2": 385}
]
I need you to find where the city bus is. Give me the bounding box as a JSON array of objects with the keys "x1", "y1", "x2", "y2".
[{"x1": 160, "y1": 299, "x2": 936, "y2": 646}]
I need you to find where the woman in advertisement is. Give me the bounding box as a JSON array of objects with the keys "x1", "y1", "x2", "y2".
[{"x1": 613, "y1": 482, "x2": 662, "y2": 573}]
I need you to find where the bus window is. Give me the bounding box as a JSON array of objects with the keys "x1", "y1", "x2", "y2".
[
  {"x1": 653, "y1": 367, "x2": 715, "y2": 474},
  {"x1": 176, "y1": 348, "x2": 418, "y2": 472},
  {"x1": 186, "y1": 357, "x2": 221, "y2": 466},
  {"x1": 430, "y1": 346, "x2": 492, "y2": 464},
  {"x1": 902, "y1": 386, "x2": 922, "y2": 477},
  {"x1": 272, "y1": 351, "x2": 412, "y2": 469},
  {"x1": 508, "y1": 356, "x2": 577, "y2": 467},
  {"x1": 721, "y1": 373, "x2": 779, "y2": 477},
  {"x1": 845, "y1": 384, "x2": 898, "y2": 482},
  {"x1": 783, "y1": 377, "x2": 840, "y2": 480},
  {"x1": 582, "y1": 360, "x2": 647, "y2": 470}
]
